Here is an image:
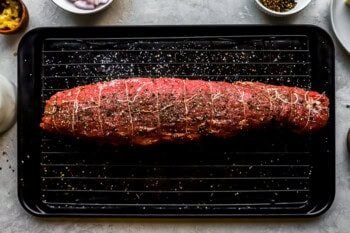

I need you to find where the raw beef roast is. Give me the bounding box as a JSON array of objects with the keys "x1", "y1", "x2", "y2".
[{"x1": 40, "y1": 78, "x2": 329, "y2": 146}]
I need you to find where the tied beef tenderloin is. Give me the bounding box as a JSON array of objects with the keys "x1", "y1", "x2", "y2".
[{"x1": 40, "y1": 78, "x2": 329, "y2": 146}]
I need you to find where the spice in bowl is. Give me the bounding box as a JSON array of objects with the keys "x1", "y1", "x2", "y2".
[
  {"x1": 259, "y1": 0, "x2": 297, "y2": 12},
  {"x1": 0, "y1": 0, "x2": 28, "y2": 34}
]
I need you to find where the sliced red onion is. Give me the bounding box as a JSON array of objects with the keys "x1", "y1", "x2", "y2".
[
  {"x1": 69, "y1": 0, "x2": 110, "y2": 10},
  {"x1": 74, "y1": 0, "x2": 95, "y2": 10},
  {"x1": 85, "y1": 0, "x2": 96, "y2": 5}
]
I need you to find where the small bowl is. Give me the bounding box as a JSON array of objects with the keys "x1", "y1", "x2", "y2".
[
  {"x1": 51, "y1": 0, "x2": 113, "y2": 15},
  {"x1": 255, "y1": 0, "x2": 312, "y2": 17},
  {"x1": 0, "y1": 0, "x2": 29, "y2": 34}
]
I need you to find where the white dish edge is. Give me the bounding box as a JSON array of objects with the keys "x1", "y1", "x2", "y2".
[{"x1": 330, "y1": 0, "x2": 350, "y2": 54}]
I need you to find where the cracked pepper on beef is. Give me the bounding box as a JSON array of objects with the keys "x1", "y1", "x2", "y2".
[{"x1": 40, "y1": 78, "x2": 329, "y2": 146}]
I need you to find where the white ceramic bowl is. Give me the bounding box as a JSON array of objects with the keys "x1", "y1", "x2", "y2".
[
  {"x1": 255, "y1": 0, "x2": 312, "y2": 17},
  {"x1": 51, "y1": 0, "x2": 113, "y2": 14}
]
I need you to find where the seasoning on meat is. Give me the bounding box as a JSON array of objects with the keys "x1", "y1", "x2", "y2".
[{"x1": 40, "y1": 78, "x2": 329, "y2": 146}]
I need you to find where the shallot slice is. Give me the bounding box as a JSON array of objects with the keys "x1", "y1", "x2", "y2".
[
  {"x1": 85, "y1": 0, "x2": 96, "y2": 5},
  {"x1": 91, "y1": 0, "x2": 109, "y2": 5},
  {"x1": 69, "y1": 0, "x2": 110, "y2": 10},
  {"x1": 74, "y1": 0, "x2": 95, "y2": 10}
]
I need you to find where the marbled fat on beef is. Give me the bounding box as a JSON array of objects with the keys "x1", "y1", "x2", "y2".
[{"x1": 40, "y1": 78, "x2": 329, "y2": 146}]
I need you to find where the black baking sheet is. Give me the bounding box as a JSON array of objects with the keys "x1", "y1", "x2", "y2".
[{"x1": 17, "y1": 25, "x2": 335, "y2": 217}]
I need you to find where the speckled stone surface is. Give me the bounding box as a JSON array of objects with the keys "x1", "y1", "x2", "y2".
[{"x1": 1, "y1": 0, "x2": 350, "y2": 232}]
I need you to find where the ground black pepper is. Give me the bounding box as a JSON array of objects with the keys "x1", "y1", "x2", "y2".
[{"x1": 259, "y1": 0, "x2": 297, "y2": 12}]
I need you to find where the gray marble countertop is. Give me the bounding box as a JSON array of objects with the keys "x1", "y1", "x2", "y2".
[{"x1": 1, "y1": 0, "x2": 350, "y2": 232}]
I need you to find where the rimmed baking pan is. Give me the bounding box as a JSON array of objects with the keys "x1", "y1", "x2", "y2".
[{"x1": 17, "y1": 25, "x2": 335, "y2": 217}]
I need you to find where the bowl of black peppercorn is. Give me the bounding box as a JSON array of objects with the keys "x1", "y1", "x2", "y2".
[{"x1": 255, "y1": 0, "x2": 312, "y2": 17}]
